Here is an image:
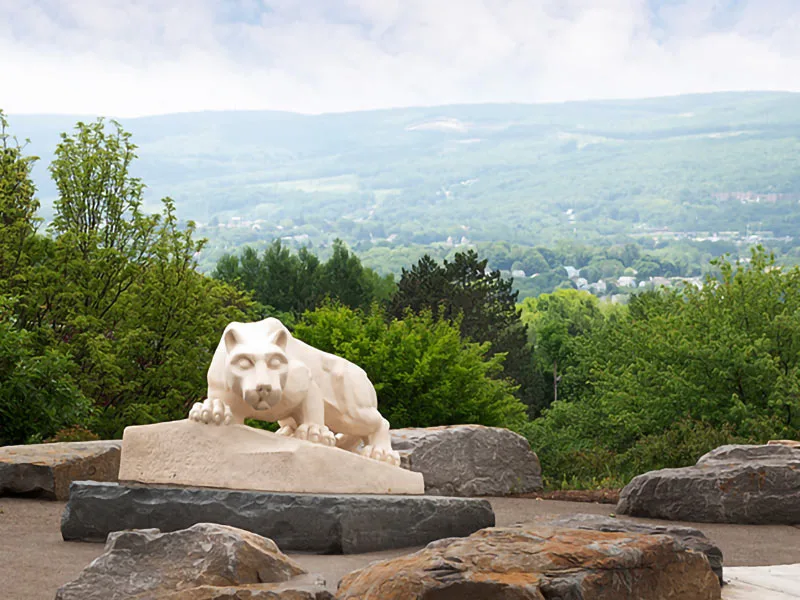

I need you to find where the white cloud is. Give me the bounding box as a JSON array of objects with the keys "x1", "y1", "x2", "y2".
[{"x1": 1, "y1": 0, "x2": 799, "y2": 117}]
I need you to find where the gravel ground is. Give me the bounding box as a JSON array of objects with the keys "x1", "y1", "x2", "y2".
[{"x1": 1, "y1": 496, "x2": 799, "y2": 600}]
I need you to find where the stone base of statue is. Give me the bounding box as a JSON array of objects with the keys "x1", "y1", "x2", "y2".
[
  {"x1": 61, "y1": 481, "x2": 495, "y2": 553},
  {"x1": 61, "y1": 419, "x2": 494, "y2": 553},
  {"x1": 118, "y1": 419, "x2": 424, "y2": 495}
]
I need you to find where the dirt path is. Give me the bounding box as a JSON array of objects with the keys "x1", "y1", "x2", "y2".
[{"x1": 1, "y1": 496, "x2": 798, "y2": 600}]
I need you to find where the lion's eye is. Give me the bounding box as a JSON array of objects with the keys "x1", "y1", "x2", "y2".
[
  {"x1": 236, "y1": 357, "x2": 254, "y2": 369},
  {"x1": 268, "y1": 357, "x2": 284, "y2": 369}
]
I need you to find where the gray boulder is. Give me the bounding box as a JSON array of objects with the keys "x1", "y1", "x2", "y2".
[
  {"x1": 391, "y1": 425, "x2": 542, "y2": 496},
  {"x1": 55, "y1": 522, "x2": 332, "y2": 600},
  {"x1": 617, "y1": 444, "x2": 800, "y2": 524},
  {"x1": 546, "y1": 514, "x2": 723, "y2": 584},
  {"x1": 61, "y1": 481, "x2": 495, "y2": 554},
  {"x1": 0, "y1": 440, "x2": 120, "y2": 500}
]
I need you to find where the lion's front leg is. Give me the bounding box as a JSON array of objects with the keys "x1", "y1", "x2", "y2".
[{"x1": 289, "y1": 380, "x2": 336, "y2": 447}]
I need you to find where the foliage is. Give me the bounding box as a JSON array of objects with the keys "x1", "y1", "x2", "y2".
[
  {"x1": 213, "y1": 239, "x2": 394, "y2": 316},
  {"x1": 390, "y1": 250, "x2": 539, "y2": 412},
  {"x1": 0, "y1": 299, "x2": 92, "y2": 445},
  {"x1": 520, "y1": 289, "x2": 609, "y2": 407},
  {"x1": 45, "y1": 425, "x2": 100, "y2": 443},
  {"x1": 0, "y1": 110, "x2": 40, "y2": 296},
  {"x1": 0, "y1": 116, "x2": 255, "y2": 441},
  {"x1": 526, "y1": 248, "x2": 800, "y2": 485},
  {"x1": 293, "y1": 303, "x2": 527, "y2": 429}
]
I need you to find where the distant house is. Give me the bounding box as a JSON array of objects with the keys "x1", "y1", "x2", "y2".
[
  {"x1": 617, "y1": 276, "x2": 637, "y2": 288},
  {"x1": 575, "y1": 277, "x2": 589, "y2": 289},
  {"x1": 565, "y1": 266, "x2": 580, "y2": 279},
  {"x1": 589, "y1": 280, "x2": 607, "y2": 293},
  {"x1": 649, "y1": 276, "x2": 671, "y2": 287}
]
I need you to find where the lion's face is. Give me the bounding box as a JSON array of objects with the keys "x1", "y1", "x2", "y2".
[{"x1": 225, "y1": 345, "x2": 289, "y2": 411}]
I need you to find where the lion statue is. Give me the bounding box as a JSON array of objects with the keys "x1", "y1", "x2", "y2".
[{"x1": 189, "y1": 317, "x2": 400, "y2": 466}]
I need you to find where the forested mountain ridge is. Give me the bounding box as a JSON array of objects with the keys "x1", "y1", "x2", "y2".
[{"x1": 10, "y1": 91, "x2": 800, "y2": 289}]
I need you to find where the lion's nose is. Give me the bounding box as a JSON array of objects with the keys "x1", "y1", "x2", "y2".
[{"x1": 257, "y1": 384, "x2": 272, "y2": 393}]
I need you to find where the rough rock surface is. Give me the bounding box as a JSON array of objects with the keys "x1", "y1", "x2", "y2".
[
  {"x1": 391, "y1": 425, "x2": 542, "y2": 496},
  {"x1": 61, "y1": 481, "x2": 495, "y2": 553},
  {"x1": 55, "y1": 523, "x2": 333, "y2": 600},
  {"x1": 0, "y1": 440, "x2": 120, "y2": 500},
  {"x1": 617, "y1": 444, "x2": 800, "y2": 524},
  {"x1": 336, "y1": 524, "x2": 721, "y2": 600},
  {"x1": 545, "y1": 513, "x2": 723, "y2": 584}
]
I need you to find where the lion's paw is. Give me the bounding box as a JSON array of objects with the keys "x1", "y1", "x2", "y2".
[
  {"x1": 294, "y1": 423, "x2": 336, "y2": 447},
  {"x1": 276, "y1": 425, "x2": 296, "y2": 437},
  {"x1": 360, "y1": 445, "x2": 401, "y2": 466},
  {"x1": 188, "y1": 398, "x2": 232, "y2": 426}
]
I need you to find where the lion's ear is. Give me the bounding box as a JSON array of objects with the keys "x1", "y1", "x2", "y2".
[
  {"x1": 224, "y1": 326, "x2": 241, "y2": 353},
  {"x1": 269, "y1": 327, "x2": 289, "y2": 350}
]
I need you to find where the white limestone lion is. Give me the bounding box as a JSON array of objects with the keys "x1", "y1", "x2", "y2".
[{"x1": 189, "y1": 317, "x2": 400, "y2": 466}]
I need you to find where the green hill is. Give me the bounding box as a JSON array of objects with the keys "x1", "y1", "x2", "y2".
[{"x1": 10, "y1": 91, "x2": 800, "y2": 279}]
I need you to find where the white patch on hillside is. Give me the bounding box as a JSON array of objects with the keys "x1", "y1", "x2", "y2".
[{"x1": 407, "y1": 118, "x2": 469, "y2": 133}]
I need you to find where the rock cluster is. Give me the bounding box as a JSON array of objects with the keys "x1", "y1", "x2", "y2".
[
  {"x1": 617, "y1": 444, "x2": 800, "y2": 524},
  {"x1": 391, "y1": 424, "x2": 542, "y2": 496},
  {"x1": 56, "y1": 523, "x2": 332, "y2": 600},
  {"x1": 336, "y1": 524, "x2": 721, "y2": 599},
  {"x1": 0, "y1": 440, "x2": 120, "y2": 500}
]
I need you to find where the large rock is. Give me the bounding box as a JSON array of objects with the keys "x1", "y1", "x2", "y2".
[
  {"x1": 545, "y1": 514, "x2": 723, "y2": 585},
  {"x1": 336, "y1": 524, "x2": 721, "y2": 599},
  {"x1": 56, "y1": 522, "x2": 333, "y2": 600},
  {"x1": 61, "y1": 481, "x2": 495, "y2": 554},
  {"x1": 119, "y1": 419, "x2": 423, "y2": 495},
  {"x1": 0, "y1": 440, "x2": 120, "y2": 500},
  {"x1": 391, "y1": 425, "x2": 542, "y2": 496},
  {"x1": 617, "y1": 444, "x2": 800, "y2": 524}
]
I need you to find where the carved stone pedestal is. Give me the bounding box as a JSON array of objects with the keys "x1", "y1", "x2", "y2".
[
  {"x1": 61, "y1": 481, "x2": 496, "y2": 554},
  {"x1": 119, "y1": 419, "x2": 424, "y2": 496}
]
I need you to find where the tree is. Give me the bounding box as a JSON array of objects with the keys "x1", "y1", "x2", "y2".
[
  {"x1": 213, "y1": 239, "x2": 394, "y2": 317},
  {"x1": 1, "y1": 118, "x2": 256, "y2": 437},
  {"x1": 391, "y1": 250, "x2": 540, "y2": 413},
  {"x1": 0, "y1": 111, "x2": 40, "y2": 292},
  {"x1": 520, "y1": 289, "x2": 606, "y2": 406},
  {"x1": 319, "y1": 239, "x2": 374, "y2": 310}
]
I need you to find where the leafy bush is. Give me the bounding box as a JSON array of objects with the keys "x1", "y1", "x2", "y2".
[
  {"x1": 0, "y1": 313, "x2": 92, "y2": 445},
  {"x1": 45, "y1": 425, "x2": 100, "y2": 443},
  {"x1": 294, "y1": 303, "x2": 528, "y2": 429}
]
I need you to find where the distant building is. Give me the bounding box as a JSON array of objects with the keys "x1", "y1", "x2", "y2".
[
  {"x1": 564, "y1": 266, "x2": 580, "y2": 279},
  {"x1": 617, "y1": 276, "x2": 637, "y2": 288},
  {"x1": 589, "y1": 280, "x2": 607, "y2": 293},
  {"x1": 511, "y1": 269, "x2": 526, "y2": 278}
]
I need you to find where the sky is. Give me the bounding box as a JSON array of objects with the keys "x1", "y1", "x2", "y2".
[{"x1": 2, "y1": 0, "x2": 799, "y2": 117}]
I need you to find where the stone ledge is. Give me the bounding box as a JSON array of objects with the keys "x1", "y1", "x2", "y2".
[
  {"x1": 0, "y1": 440, "x2": 121, "y2": 500},
  {"x1": 61, "y1": 481, "x2": 495, "y2": 554}
]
